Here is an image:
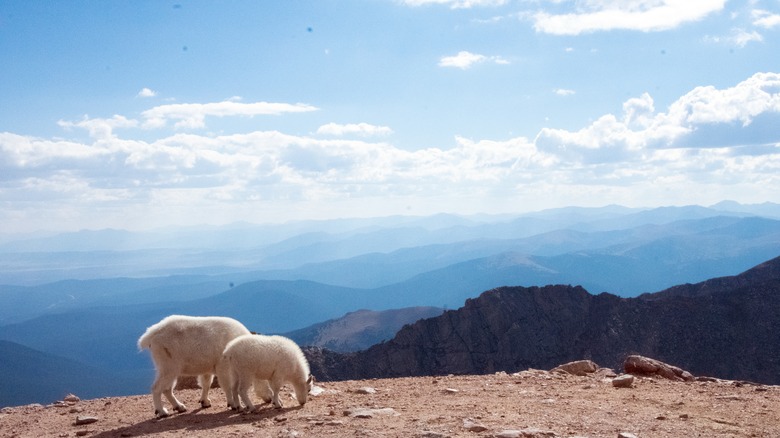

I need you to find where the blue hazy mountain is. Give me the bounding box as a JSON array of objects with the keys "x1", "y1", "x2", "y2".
[
  {"x1": 0, "y1": 340, "x2": 146, "y2": 407},
  {"x1": 3, "y1": 203, "x2": 775, "y2": 286},
  {"x1": 1, "y1": 202, "x2": 780, "y2": 405}
]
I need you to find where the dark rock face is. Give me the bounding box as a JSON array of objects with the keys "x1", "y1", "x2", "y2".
[{"x1": 305, "y1": 256, "x2": 780, "y2": 384}]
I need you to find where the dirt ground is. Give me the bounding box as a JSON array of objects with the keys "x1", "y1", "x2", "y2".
[{"x1": 2, "y1": 369, "x2": 779, "y2": 438}]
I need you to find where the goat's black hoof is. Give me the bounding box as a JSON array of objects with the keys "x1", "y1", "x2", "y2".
[{"x1": 155, "y1": 409, "x2": 170, "y2": 418}]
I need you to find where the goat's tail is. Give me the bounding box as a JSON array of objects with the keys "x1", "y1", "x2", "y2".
[{"x1": 137, "y1": 329, "x2": 154, "y2": 352}]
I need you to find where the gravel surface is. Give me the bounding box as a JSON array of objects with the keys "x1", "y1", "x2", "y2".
[{"x1": 2, "y1": 370, "x2": 779, "y2": 437}]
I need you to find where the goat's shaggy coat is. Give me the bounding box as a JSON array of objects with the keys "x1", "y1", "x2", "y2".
[
  {"x1": 137, "y1": 315, "x2": 250, "y2": 417},
  {"x1": 222, "y1": 334, "x2": 313, "y2": 410}
]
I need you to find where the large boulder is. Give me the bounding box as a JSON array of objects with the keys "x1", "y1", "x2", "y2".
[
  {"x1": 623, "y1": 355, "x2": 695, "y2": 381},
  {"x1": 551, "y1": 360, "x2": 599, "y2": 376}
]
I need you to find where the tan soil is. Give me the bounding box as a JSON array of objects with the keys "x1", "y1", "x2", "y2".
[{"x1": 2, "y1": 370, "x2": 779, "y2": 438}]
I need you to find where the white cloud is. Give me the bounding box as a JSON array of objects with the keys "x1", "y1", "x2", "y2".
[
  {"x1": 532, "y1": 0, "x2": 727, "y2": 35},
  {"x1": 137, "y1": 88, "x2": 157, "y2": 98},
  {"x1": 536, "y1": 72, "x2": 780, "y2": 163},
  {"x1": 439, "y1": 51, "x2": 486, "y2": 69},
  {"x1": 554, "y1": 88, "x2": 576, "y2": 96},
  {"x1": 316, "y1": 123, "x2": 394, "y2": 137},
  {"x1": 704, "y1": 28, "x2": 764, "y2": 47},
  {"x1": 141, "y1": 100, "x2": 318, "y2": 129},
  {"x1": 439, "y1": 51, "x2": 508, "y2": 69},
  {"x1": 753, "y1": 9, "x2": 780, "y2": 29},
  {"x1": 2, "y1": 73, "x2": 780, "y2": 231},
  {"x1": 58, "y1": 115, "x2": 139, "y2": 139},
  {"x1": 402, "y1": 0, "x2": 507, "y2": 9},
  {"x1": 732, "y1": 29, "x2": 763, "y2": 47}
]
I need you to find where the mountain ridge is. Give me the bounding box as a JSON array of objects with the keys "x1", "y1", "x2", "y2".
[{"x1": 306, "y1": 255, "x2": 780, "y2": 384}]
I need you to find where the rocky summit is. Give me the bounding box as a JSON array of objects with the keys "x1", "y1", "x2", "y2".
[{"x1": 307, "y1": 255, "x2": 780, "y2": 384}]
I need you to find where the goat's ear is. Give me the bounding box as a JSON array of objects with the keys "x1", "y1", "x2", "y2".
[{"x1": 307, "y1": 374, "x2": 315, "y2": 384}]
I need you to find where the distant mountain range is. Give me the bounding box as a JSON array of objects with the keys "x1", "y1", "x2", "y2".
[
  {"x1": 2, "y1": 202, "x2": 778, "y2": 286},
  {"x1": 282, "y1": 307, "x2": 444, "y2": 352},
  {"x1": 0, "y1": 340, "x2": 146, "y2": 407},
  {"x1": 1, "y1": 202, "x2": 780, "y2": 406},
  {"x1": 306, "y1": 256, "x2": 780, "y2": 385}
]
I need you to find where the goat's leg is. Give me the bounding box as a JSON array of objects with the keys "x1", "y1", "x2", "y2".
[
  {"x1": 228, "y1": 376, "x2": 241, "y2": 410},
  {"x1": 152, "y1": 373, "x2": 186, "y2": 417},
  {"x1": 197, "y1": 374, "x2": 214, "y2": 408},
  {"x1": 269, "y1": 377, "x2": 284, "y2": 409},
  {"x1": 160, "y1": 376, "x2": 187, "y2": 414},
  {"x1": 253, "y1": 379, "x2": 273, "y2": 404},
  {"x1": 150, "y1": 374, "x2": 168, "y2": 417},
  {"x1": 237, "y1": 376, "x2": 256, "y2": 412},
  {"x1": 216, "y1": 362, "x2": 238, "y2": 410}
]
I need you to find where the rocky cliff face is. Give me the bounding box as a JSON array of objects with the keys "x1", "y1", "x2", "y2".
[{"x1": 306, "y1": 255, "x2": 780, "y2": 384}]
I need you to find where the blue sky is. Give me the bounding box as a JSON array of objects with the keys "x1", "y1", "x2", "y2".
[{"x1": 1, "y1": 0, "x2": 779, "y2": 232}]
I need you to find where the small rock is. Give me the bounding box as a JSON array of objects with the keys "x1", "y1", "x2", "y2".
[
  {"x1": 63, "y1": 394, "x2": 80, "y2": 403},
  {"x1": 444, "y1": 388, "x2": 459, "y2": 394},
  {"x1": 494, "y1": 428, "x2": 557, "y2": 437},
  {"x1": 716, "y1": 395, "x2": 746, "y2": 401},
  {"x1": 344, "y1": 407, "x2": 398, "y2": 418},
  {"x1": 612, "y1": 374, "x2": 635, "y2": 388},
  {"x1": 76, "y1": 431, "x2": 90, "y2": 437},
  {"x1": 463, "y1": 418, "x2": 488, "y2": 432},
  {"x1": 74, "y1": 415, "x2": 99, "y2": 425},
  {"x1": 618, "y1": 433, "x2": 639, "y2": 438},
  {"x1": 354, "y1": 387, "x2": 376, "y2": 394},
  {"x1": 696, "y1": 376, "x2": 719, "y2": 383},
  {"x1": 418, "y1": 432, "x2": 449, "y2": 438},
  {"x1": 309, "y1": 385, "x2": 325, "y2": 396}
]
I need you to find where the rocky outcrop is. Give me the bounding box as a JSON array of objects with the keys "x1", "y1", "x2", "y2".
[
  {"x1": 551, "y1": 360, "x2": 599, "y2": 376},
  {"x1": 306, "y1": 255, "x2": 780, "y2": 384},
  {"x1": 624, "y1": 355, "x2": 695, "y2": 381}
]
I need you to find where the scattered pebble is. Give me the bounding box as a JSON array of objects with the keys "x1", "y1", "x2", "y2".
[
  {"x1": 344, "y1": 407, "x2": 398, "y2": 418},
  {"x1": 462, "y1": 418, "x2": 488, "y2": 432},
  {"x1": 612, "y1": 374, "x2": 635, "y2": 388},
  {"x1": 74, "y1": 415, "x2": 99, "y2": 425},
  {"x1": 494, "y1": 428, "x2": 557, "y2": 437},
  {"x1": 354, "y1": 387, "x2": 376, "y2": 394}
]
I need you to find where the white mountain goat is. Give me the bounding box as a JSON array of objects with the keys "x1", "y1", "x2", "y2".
[
  {"x1": 222, "y1": 334, "x2": 314, "y2": 411},
  {"x1": 137, "y1": 315, "x2": 250, "y2": 417}
]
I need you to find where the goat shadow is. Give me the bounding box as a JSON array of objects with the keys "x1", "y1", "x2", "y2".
[{"x1": 90, "y1": 404, "x2": 304, "y2": 437}]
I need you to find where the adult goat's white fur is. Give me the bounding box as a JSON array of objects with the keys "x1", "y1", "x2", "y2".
[
  {"x1": 222, "y1": 334, "x2": 313, "y2": 411},
  {"x1": 137, "y1": 315, "x2": 250, "y2": 417}
]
